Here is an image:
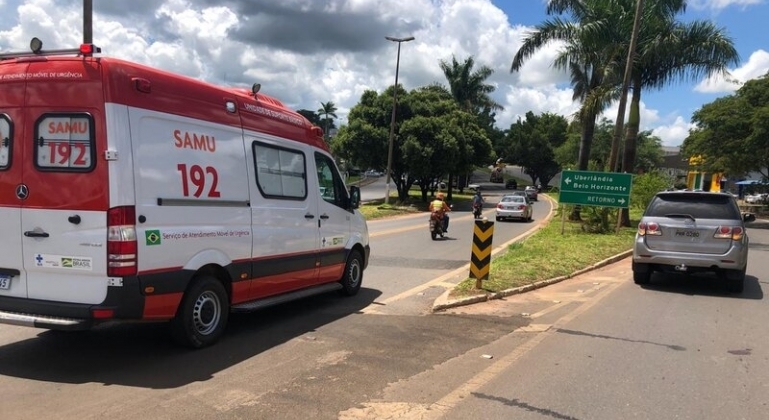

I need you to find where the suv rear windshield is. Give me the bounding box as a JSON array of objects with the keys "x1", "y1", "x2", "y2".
[{"x1": 645, "y1": 193, "x2": 740, "y2": 220}]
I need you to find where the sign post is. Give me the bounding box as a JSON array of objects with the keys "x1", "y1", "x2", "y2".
[
  {"x1": 559, "y1": 170, "x2": 633, "y2": 233},
  {"x1": 558, "y1": 170, "x2": 633, "y2": 208}
]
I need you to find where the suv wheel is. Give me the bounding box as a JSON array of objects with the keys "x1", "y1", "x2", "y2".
[
  {"x1": 633, "y1": 270, "x2": 651, "y2": 285},
  {"x1": 724, "y1": 269, "x2": 746, "y2": 293},
  {"x1": 632, "y1": 262, "x2": 652, "y2": 285}
]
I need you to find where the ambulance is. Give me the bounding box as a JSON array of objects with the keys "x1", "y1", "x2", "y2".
[{"x1": 0, "y1": 42, "x2": 370, "y2": 348}]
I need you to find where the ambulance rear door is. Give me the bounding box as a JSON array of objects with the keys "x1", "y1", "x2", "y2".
[
  {"x1": 0, "y1": 67, "x2": 26, "y2": 298},
  {"x1": 19, "y1": 60, "x2": 111, "y2": 305}
]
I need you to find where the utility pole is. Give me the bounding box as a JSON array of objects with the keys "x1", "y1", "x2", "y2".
[
  {"x1": 383, "y1": 36, "x2": 414, "y2": 205},
  {"x1": 611, "y1": 0, "x2": 645, "y2": 232},
  {"x1": 607, "y1": 0, "x2": 645, "y2": 174},
  {"x1": 83, "y1": 0, "x2": 93, "y2": 44}
]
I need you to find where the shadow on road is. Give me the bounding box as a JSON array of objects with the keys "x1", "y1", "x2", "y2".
[
  {"x1": 746, "y1": 220, "x2": 769, "y2": 230},
  {"x1": 640, "y1": 273, "x2": 763, "y2": 300},
  {"x1": 0, "y1": 288, "x2": 380, "y2": 389}
]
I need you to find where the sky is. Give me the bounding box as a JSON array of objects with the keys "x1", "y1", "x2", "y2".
[{"x1": 0, "y1": 0, "x2": 767, "y2": 147}]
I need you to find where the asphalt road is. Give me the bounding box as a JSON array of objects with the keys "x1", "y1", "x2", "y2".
[
  {"x1": 344, "y1": 223, "x2": 769, "y2": 420},
  {"x1": 1, "y1": 192, "x2": 768, "y2": 419}
]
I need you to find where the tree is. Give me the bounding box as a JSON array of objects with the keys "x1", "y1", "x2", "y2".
[
  {"x1": 317, "y1": 101, "x2": 338, "y2": 143},
  {"x1": 440, "y1": 55, "x2": 503, "y2": 114},
  {"x1": 613, "y1": 1, "x2": 738, "y2": 226},
  {"x1": 331, "y1": 90, "x2": 397, "y2": 177},
  {"x1": 296, "y1": 109, "x2": 321, "y2": 126},
  {"x1": 683, "y1": 73, "x2": 769, "y2": 179},
  {"x1": 512, "y1": 0, "x2": 623, "y2": 174},
  {"x1": 511, "y1": 0, "x2": 623, "y2": 219},
  {"x1": 502, "y1": 111, "x2": 568, "y2": 187},
  {"x1": 621, "y1": 3, "x2": 739, "y2": 177},
  {"x1": 521, "y1": 0, "x2": 739, "y2": 226},
  {"x1": 634, "y1": 131, "x2": 664, "y2": 174},
  {"x1": 440, "y1": 55, "x2": 502, "y2": 196},
  {"x1": 332, "y1": 85, "x2": 491, "y2": 202}
]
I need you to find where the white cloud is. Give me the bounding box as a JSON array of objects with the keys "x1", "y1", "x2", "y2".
[
  {"x1": 695, "y1": 49, "x2": 769, "y2": 93},
  {"x1": 498, "y1": 85, "x2": 578, "y2": 128},
  {"x1": 651, "y1": 116, "x2": 696, "y2": 147},
  {"x1": 689, "y1": 0, "x2": 764, "y2": 11},
  {"x1": 0, "y1": 0, "x2": 689, "y2": 150}
]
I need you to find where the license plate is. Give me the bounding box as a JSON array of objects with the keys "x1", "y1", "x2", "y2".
[
  {"x1": 675, "y1": 229, "x2": 700, "y2": 238},
  {"x1": 0, "y1": 275, "x2": 11, "y2": 290}
]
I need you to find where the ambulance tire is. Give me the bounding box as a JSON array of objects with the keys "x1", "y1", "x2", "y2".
[
  {"x1": 338, "y1": 250, "x2": 363, "y2": 297},
  {"x1": 170, "y1": 275, "x2": 230, "y2": 349}
]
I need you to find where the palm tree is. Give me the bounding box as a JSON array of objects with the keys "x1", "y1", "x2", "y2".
[
  {"x1": 512, "y1": 0, "x2": 739, "y2": 225},
  {"x1": 512, "y1": 0, "x2": 623, "y2": 220},
  {"x1": 512, "y1": 0, "x2": 622, "y2": 174},
  {"x1": 440, "y1": 55, "x2": 503, "y2": 114},
  {"x1": 317, "y1": 101, "x2": 338, "y2": 143},
  {"x1": 622, "y1": 15, "x2": 739, "y2": 176},
  {"x1": 617, "y1": 5, "x2": 738, "y2": 225},
  {"x1": 439, "y1": 55, "x2": 503, "y2": 199}
]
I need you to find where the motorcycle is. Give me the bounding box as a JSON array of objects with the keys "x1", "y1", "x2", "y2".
[
  {"x1": 429, "y1": 211, "x2": 445, "y2": 240},
  {"x1": 472, "y1": 203, "x2": 483, "y2": 219}
]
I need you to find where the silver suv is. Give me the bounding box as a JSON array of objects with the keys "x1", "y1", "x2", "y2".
[{"x1": 632, "y1": 191, "x2": 756, "y2": 293}]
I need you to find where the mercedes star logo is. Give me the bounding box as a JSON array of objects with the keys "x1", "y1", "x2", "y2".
[{"x1": 15, "y1": 184, "x2": 29, "y2": 200}]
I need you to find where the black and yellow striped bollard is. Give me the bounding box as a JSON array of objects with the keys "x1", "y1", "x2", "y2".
[{"x1": 469, "y1": 219, "x2": 494, "y2": 289}]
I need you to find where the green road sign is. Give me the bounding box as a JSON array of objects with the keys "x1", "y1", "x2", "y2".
[{"x1": 559, "y1": 170, "x2": 632, "y2": 208}]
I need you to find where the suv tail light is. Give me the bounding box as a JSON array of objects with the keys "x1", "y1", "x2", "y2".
[
  {"x1": 107, "y1": 206, "x2": 137, "y2": 277},
  {"x1": 714, "y1": 226, "x2": 744, "y2": 241},
  {"x1": 637, "y1": 221, "x2": 661, "y2": 236}
]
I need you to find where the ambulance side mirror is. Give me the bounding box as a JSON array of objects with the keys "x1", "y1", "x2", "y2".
[{"x1": 349, "y1": 186, "x2": 361, "y2": 209}]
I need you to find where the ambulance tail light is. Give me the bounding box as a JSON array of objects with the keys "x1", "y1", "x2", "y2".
[
  {"x1": 107, "y1": 206, "x2": 137, "y2": 277},
  {"x1": 79, "y1": 43, "x2": 101, "y2": 56}
]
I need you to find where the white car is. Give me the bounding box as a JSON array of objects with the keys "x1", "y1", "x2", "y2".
[
  {"x1": 745, "y1": 193, "x2": 768, "y2": 204},
  {"x1": 496, "y1": 194, "x2": 533, "y2": 222}
]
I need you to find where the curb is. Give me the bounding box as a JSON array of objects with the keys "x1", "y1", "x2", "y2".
[{"x1": 430, "y1": 211, "x2": 634, "y2": 312}]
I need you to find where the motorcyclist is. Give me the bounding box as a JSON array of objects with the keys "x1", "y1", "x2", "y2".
[
  {"x1": 471, "y1": 189, "x2": 484, "y2": 217},
  {"x1": 472, "y1": 189, "x2": 484, "y2": 207},
  {"x1": 429, "y1": 192, "x2": 451, "y2": 232}
]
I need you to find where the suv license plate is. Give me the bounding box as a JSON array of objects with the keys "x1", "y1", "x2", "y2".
[
  {"x1": 0, "y1": 275, "x2": 11, "y2": 290},
  {"x1": 675, "y1": 229, "x2": 700, "y2": 238}
]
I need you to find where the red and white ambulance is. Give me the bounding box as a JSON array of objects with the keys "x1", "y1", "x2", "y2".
[{"x1": 0, "y1": 43, "x2": 369, "y2": 348}]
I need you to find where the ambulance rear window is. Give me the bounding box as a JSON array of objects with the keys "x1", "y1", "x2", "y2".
[
  {"x1": 0, "y1": 115, "x2": 11, "y2": 170},
  {"x1": 34, "y1": 113, "x2": 95, "y2": 172}
]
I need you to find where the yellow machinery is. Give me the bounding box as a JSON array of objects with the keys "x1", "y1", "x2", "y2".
[{"x1": 686, "y1": 156, "x2": 723, "y2": 192}]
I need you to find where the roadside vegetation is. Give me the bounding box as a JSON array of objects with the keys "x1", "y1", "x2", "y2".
[
  {"x1": 451, "y1": 200, "x2": 641, "y2": 298},
  {"x1": 358, "y1": 188, "x2": 477, "y2": 219}
]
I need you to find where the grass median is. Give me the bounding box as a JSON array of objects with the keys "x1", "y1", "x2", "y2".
[
  {"x1": 452, "y1": 200, "x2": 640, "y2": 298},
  {"x1": 358, "y1": 193, "x2": 639, "y2": 299}
]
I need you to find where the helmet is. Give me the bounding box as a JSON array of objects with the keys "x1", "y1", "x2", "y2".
[{"x1": 436, "y1": 192, "x2": 445, "y2": 200}]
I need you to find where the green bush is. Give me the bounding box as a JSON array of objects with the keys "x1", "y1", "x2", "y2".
[{"x1": 631, "y1": 172, "x2": 673, "y2": 211}]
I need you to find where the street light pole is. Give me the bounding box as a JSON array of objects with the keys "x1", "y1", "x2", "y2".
[{"x1": 384, "y1": 36, "x2": 414, "y2": 205}]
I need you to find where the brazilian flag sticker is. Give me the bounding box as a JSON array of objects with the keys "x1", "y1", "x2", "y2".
[{"x1": 145, "y1": 230, "x2": 161, "y2": 246}]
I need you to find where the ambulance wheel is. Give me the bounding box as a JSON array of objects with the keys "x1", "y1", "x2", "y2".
[
  {"x1": 170, "y1": 275, "x2": 229, "y2": 349},
  {"x1": 338, "y1": 250, "x2": 363, "y2": 296}
]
